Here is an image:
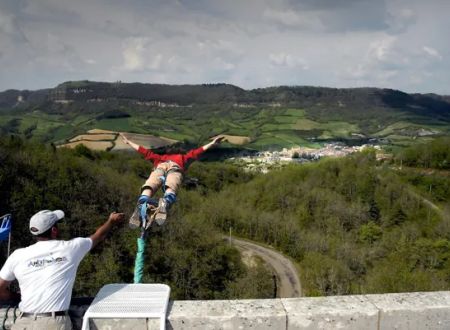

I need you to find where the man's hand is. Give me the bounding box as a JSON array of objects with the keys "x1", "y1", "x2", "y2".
[
  {"x1": 90, "y1": 212, "x2": 125, "y2": 249},
  {"x1": 108, "y1": 212, "x2": 125, "y2": 225}
]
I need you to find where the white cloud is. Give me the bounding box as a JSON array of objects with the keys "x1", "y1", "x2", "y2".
[
  {"x1": 400, "y1": 8, "x2": 415, "y2": 19},
  {"x1": 149, "y1": 54, "x2": 164, "y2": 70},
  {"x1": 23, "y1": 33, "x2": 86, "y2": 72},
  {"x1": 122, "y1": 37, "x2": 147, "y2": 71},
  {"x1": 386, "y1": 5, "x2": 417, "y2": 33},
  {"x1": 0, "y1": 11, "x2": 17, "y2": 36},
  {"x1": 196, "y1": 39, "x2": 242, "y2": 60},
  {"x1": 166, "y1": 55, "x2": 193, "y2": 74},
  {"x1": 337, "y1": 35, "x2": 406, "y2": 87},
  {"x1": 362, "y1": 35, "x2": 408, "y2": 72},
  {"x1": 0, "y1": 10, "x2": 29, "y2": 44},
  {"x1": 262, "y1": 8, "x2": 323, "y2": 30},
  {"x1": 269, "y1": 53, "x2": 308, "y2": 69},
  {"x1": 422, "y1": 46, "x2": 442, "y2": 60},
  {"x1": 368, "y1": 36, "x2": 397, "y2": 62},
  {"x1": 121, "y1": 37, "x2": 163, "y2": 72},
  {"x1": 213, "y1": 57, "x2": 235, "y2": 71},
  {"x1": 0, "y1": 8, "x2": 31, "y2": 65},
  {"x1": 46, "y1": 33, "x2": 68, "y2": 54}
]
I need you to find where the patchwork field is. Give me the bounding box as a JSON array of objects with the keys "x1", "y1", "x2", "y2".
[
  {"x1": 1, "y1": 99, "x2": 448, "y2": 151},
  {"x1": 374, "y1": 121, "x2": 443, "y2": 137},
  {"x1": 216, "y1": 134, "x2": 251, "y2": 145},
  {"x1": 87, "y1": 129, "x2": 117, "y2": 134},
  {"x1": 291, "y1": 119, "x2": 360, "y2": 137},
  {"x1": 116, "y1": 133, "x2": 177, "y2": 150},
  {"x1": 59, "y1": 140, "x2": 114, "y2": 150},
  {"x1": 69, "y1": 134, "x2": 117, "y2": 142},
  {"x1": 59, "y1": 130, "x2": 178, "y2": 151}
]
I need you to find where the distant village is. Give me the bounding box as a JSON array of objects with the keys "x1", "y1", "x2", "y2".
[{"x1": 232, "y1": 142, "x2": 385, "y2": 173}]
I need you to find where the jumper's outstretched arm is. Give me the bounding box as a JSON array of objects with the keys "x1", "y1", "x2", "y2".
[{"x1": 202, "y1": 136, "x2": 224, "y2": 151}]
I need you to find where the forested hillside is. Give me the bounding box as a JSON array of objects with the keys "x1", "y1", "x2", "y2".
[
  {"x1": 0, "y1": 136, "x2": 272, "y2": 299},
  {"x1": 193, "y1": 139, "x2": 450, "y2": 295},
  {"x1": 1, "y1": 136, "x2": 449, "y2": 298}
]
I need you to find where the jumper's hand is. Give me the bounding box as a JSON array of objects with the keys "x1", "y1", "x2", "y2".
[
  {"x1": 120, "y1": 133, "x2": 129, "y2": 145},
  {"x1": 212, "y1": 136, "x2": 225, "y2": 144}
]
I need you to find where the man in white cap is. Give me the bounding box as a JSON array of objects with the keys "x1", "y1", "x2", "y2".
[{"x1": 0, "y1": 209, "x2": 125, "y2": 329}]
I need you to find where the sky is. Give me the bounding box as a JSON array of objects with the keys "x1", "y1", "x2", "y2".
[{"x1": 0, "y1": 0, "x2": 449, "y2": 94}]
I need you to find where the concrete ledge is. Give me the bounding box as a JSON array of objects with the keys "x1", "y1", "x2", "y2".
[
  {"x1": 282, "y1": 295, "x2": 379, "y2": 329},
  {"x1": 167, "y1": 299, "x2": 287, "y2": 329},
  {"x1": 368, "y1": 291, "x2": 450, "y2": 330},
  {"x1": 1, "y1": 291, "x2": 450, "y2": 329}
]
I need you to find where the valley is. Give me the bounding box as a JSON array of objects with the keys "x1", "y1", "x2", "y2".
[{"x1": 1, "y1": 82, "x2": 449, "y2": 152}]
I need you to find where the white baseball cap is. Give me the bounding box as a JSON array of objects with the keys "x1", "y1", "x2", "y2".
[{"x1": 29, "y1": 210, "x2": 65, "y2": 235}]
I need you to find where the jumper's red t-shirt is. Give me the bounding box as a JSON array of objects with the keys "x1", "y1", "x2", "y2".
[{"x1": 137, "y1": 146, "x2": 205, "y2": 171}]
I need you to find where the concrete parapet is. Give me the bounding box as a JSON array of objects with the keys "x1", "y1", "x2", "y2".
[
  {"x1": 167, "y1": 299, "x2": 287, "y2": 329},
  {"x1": 1, "y1": 291, "x2": 450, "y2": 329},
  {"x1": 368, "y1": 291, "x2": 450, "y2": 330},
  {"x1": 282, "y1": 295, "x2": 379, "y2": 329}
]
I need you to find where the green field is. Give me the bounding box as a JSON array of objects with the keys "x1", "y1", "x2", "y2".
[
  {"x1": 292, "y1": 118, "x2": 322, "y2": 130},
  {"x1": 285, "y1": 108, "x2": 306, "y2": 116},
  {"x1": 51, "y1": 125, "x2": 78, "y2": 142},
  {"x1": 261, "y1": 123, "x2": 294, "y2": 131},
  {"x1": 248, "y1": 135, "x2": 290, "y2": 149},
  {"x1": 226, "y1": 128, "x2": 252, "y2": 136},
  {"x1": 1, "y1": 102, "x2": 449, "y2": 150},
  {"x1": 95, "y1": 118, "x2": 134, "y2": 132},
  {"x1": 274, "y1": 115, "x2": 298, "y2": 124},
  {"x1": 374, "y1": 121, "x2": 444, "y2": 137}
]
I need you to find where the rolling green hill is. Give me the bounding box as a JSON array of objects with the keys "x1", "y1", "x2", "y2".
[{"x1": 1, "y1": 81, "x2": 449, "y2": 150}]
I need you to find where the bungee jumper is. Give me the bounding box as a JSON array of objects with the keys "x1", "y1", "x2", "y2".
[
  {"x1": 120, "y1": 133, "x2": 224, "y2": 283},
  {"x1": 120, "y1": 133, "x2": 224, "y2": 228}
]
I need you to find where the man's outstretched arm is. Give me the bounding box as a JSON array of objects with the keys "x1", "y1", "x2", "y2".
[{"x1": 90, "y1": 212, "x2": 125, "y2": 249}]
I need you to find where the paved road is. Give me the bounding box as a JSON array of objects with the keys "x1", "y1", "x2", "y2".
[{"x1": 231, "y1": 237, "x2": 302, "y2": 298}]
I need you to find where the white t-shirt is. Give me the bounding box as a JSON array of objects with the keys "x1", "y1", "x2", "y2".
[{"x1": 0, "y1": 237, "x2": 92, "y2": 313}]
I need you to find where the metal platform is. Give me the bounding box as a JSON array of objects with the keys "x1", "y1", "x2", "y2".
[{"x1": 81, "y1": 283, "x2": 171, "y2": 330}]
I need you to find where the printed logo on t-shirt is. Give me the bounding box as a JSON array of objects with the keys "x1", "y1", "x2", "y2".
[{"x1": 28, "y1": 256, "x2": 68, "y2": 268}]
